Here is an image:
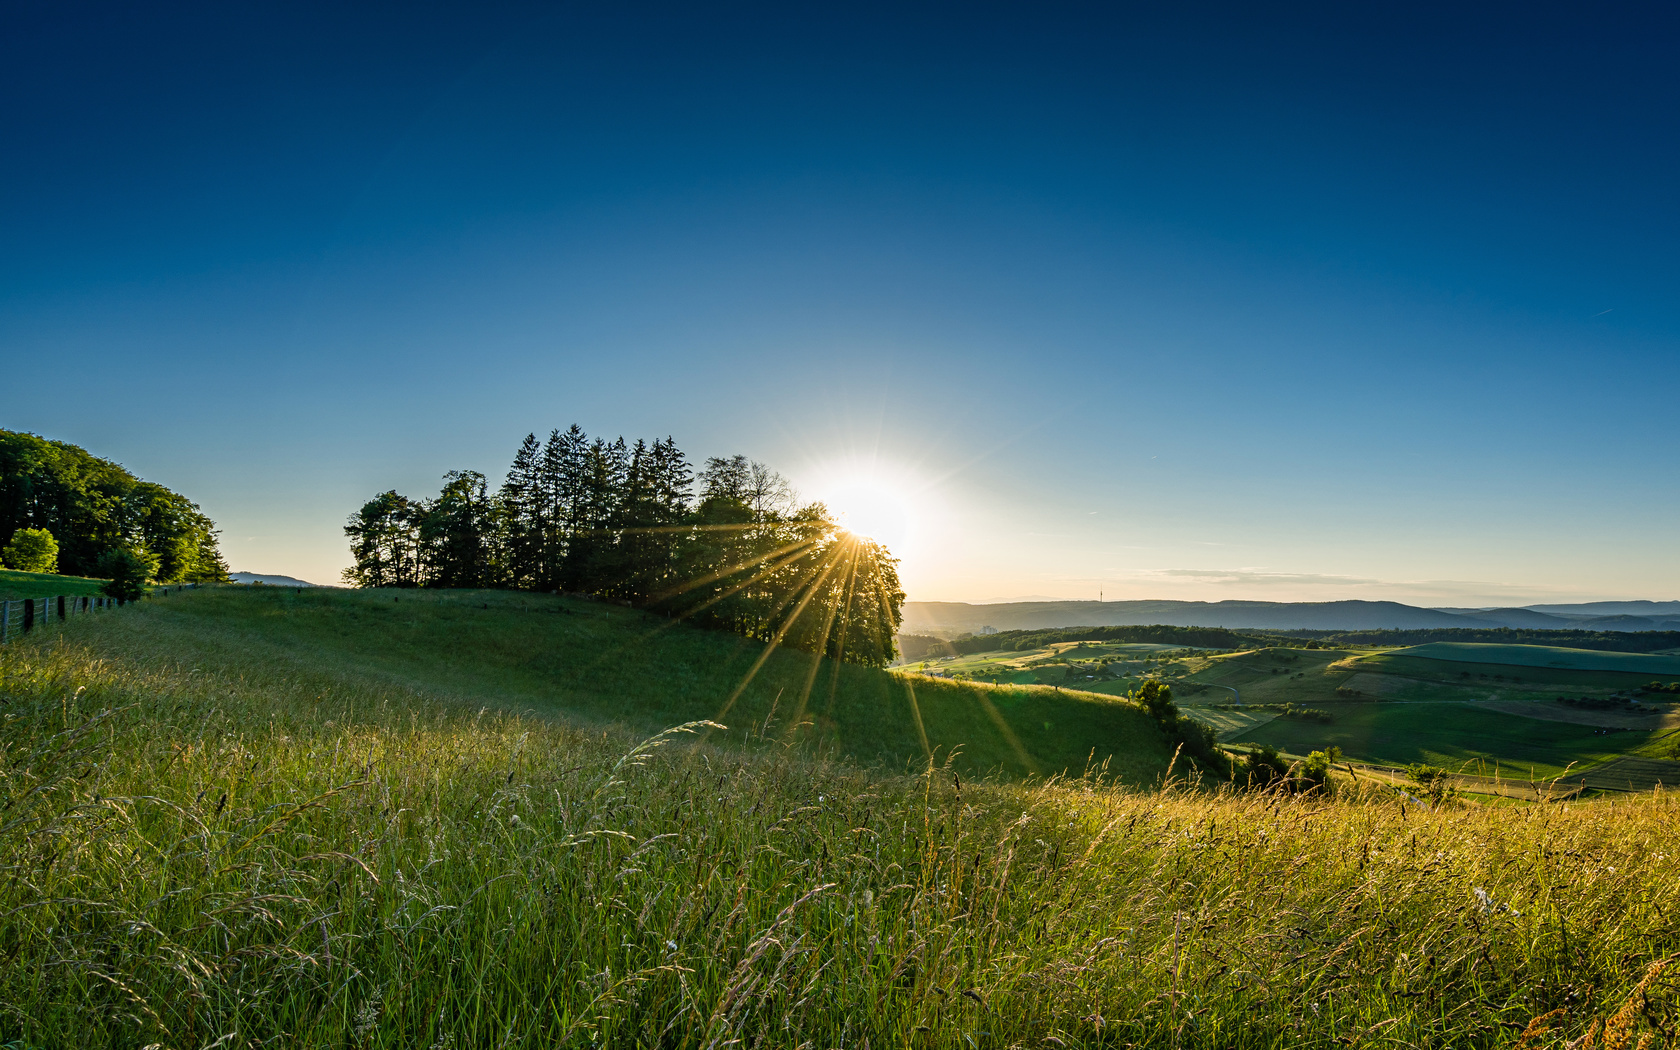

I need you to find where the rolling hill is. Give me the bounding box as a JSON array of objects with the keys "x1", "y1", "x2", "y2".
[
  {"x1": 906, "y1": 597, "x2": 1680, "y2": 634},
  {"x1": 902, "y1": 598, "x2": 1507, "y2": 634},
  {"x1": 20, "y1": 584, "x2": 1173, "y2": 782}
]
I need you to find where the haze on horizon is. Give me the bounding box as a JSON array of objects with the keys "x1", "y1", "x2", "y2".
[{"x1": 3, "y1": 2, "x2": 1676, "y2": 608}]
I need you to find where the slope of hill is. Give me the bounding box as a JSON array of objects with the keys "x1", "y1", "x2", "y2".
[
  {"x1": 4, "y1": 586, "x2": 1680, "y2": 1047},
  {"x1": 1432, "y1": 606, "x2": 1580, "y2": 629},
  {"x1": 22, "y1": 585, "x2": 1172, "y2": 782},
  {"x1": 4, "y1": 595, "x2": 1680, "y2": 1048},
  {"x1": 903, "y1": 598, "x2": 1502, "y2": 633},
  {"x1": 229, "y1": 571, "x2": 321, "y2": 586},
  {"x1": 0, "y1": 567, "x2": 108, "y2": 599}
]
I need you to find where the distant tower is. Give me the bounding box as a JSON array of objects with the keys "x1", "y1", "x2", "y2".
[{"x1": 1099, "y1": 590, "x2": 1103, "y2": 603}]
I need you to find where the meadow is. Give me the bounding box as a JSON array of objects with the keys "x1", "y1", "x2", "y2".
[
  {"x1": 0, "y1": 567, "x2": 109, "y2": 600},
  {"x1": 3, "y1": 588, "x2": 1680, "y2": 1047}
]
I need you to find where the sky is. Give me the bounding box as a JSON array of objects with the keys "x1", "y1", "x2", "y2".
[{"x1": 2, "y1": 1, "x2": 1677, "y2": 605}]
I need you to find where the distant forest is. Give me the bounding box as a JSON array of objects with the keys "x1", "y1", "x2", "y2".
[
  {"x1": 0, "y1": 430, "x2": 228, "y2": 582},
  {"x1": 901, "y1": 623, "x2": 1680, "y2": 661},
  {"x1": 1284, "y1": 627, "x2": 1680, "y2": 653},
  {"x1": 344, "y1": 426, "x2": 904, "y2": 666}
]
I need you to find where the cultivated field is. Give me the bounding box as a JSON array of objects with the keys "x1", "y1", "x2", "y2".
[{"x1": 4, "y1": 592, "x2": 1680, "y2": 1047}]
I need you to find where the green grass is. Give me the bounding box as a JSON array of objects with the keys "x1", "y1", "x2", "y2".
[
  {"x1": 6, "y1": 590, "x2": 1680, "y2": 1047},
  {"x1": 1393, "y1": 641, "x2": 1680, "y2": 675},
  {"x1": 13, "y1": 585, "x2": 1173, "y2": 782},
  {"x1": 0, "y1": 567, "x2": 108, "y2": 599},
  {"x1": 1344, "y1": 651, "x2": 1667, "y2": 689},
  {"x1": 1235, "y1": 701, "x2": 1654, "y2": 777}
]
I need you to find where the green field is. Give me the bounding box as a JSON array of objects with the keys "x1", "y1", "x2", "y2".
[
  {"x1": 1231, "y1": 701, "x2": 1658, "y2": 778},
  {"x1": 1392, "y1": 641, "x2": 1680, "y2": 675},
  {"x1": 4, "y1": 589, "x2": 1680, "y2": 1047},
  {"x1": 13, "y1": 585, "x2": 1172, "y2": 782},
  {"x1": 0, "y1": 566, "x2": 109, "y2": 599}
]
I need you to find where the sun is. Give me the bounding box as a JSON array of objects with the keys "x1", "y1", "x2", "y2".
[{"x1": 824, "y1": 478, "x2": 914, "y2": 552}]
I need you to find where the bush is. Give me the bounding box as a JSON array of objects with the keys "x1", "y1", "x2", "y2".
[
  {"x1": 1294, "y1": 747, "x2": 1343, "y2": 792},
  {"x1": 1238, "y1": 744, "x2": 1290, "y2": 788},
  {"x1": 1406, "y1": 763, "x2": 1453, "y2": 805},
  {"x1": 2, "y1": 527, "x2": 59, "y2": 573},
  {"x1": 95, "y1": 548, "x2": 158, "y2": 602}
]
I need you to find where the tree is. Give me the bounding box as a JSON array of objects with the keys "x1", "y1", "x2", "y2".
[
  {"x1": 96, "y1": 548, "x2": 157, "y2": 602},
  {"x1": 2, "y1": 527, "x2": 58, "y2": 573},
  {"x1": 420, "y1": 471, "x2": 492, "y2": 588},
  {"x1": 0, "y1": 430, "x2": 227, "y2": 580},
  {"x1": 343, "y1": 491, "x2": 422, "y2": 587},
  {"x1": 341, "y1": 427, "x2": 907, "y2": 668}
]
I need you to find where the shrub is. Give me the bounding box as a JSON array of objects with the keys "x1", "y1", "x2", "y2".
[
  {"x1": 95, "y1": 548, "x2": 158, "y2": 602},
  {"x1": 1238, "y1": 744, "x2": 1290, "y2": 787},
  {"x1": 1406, "y1": 763, "x2": 1453, "y2": 805},
  {"x1": 2, "y1": 527, "x2": 58, "y2": 573}
]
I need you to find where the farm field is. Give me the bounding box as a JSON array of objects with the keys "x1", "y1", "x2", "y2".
[
  {"x1": 0, "y1": 566, "x2": 109, "y2": 599},
  {"x1": 1391, "y1": 641, "x2": 1680, "y2": 674},
  {"x1": 4, "y1": 589, "x2": 1680, "y2": 1046},
  {"x1": 1229, "y1": 700, "x2": 1663, "y2": 778}
]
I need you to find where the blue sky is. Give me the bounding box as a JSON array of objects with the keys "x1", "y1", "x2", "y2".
[{"x1": 3, "y1": 1, "x2": 1677, "y2": 603}]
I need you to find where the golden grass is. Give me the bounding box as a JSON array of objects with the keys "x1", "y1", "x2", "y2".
[{"x1": 3, "y1": 627, "x2": 1679, "y2": 1047}]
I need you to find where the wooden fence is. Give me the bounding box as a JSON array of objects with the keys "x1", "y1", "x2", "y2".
[{"x1": 0, "y1": 584, "x2": 197, "y2": 645}]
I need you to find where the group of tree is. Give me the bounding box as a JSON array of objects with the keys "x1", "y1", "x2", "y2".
[
  {"x1": 924, "y1": 623, "x2": 1323, "y2": 658},
  {"x1": 343, "y1": 426, "x2": 905, "y2": 666},
  {"x1": 1286, "y1": 626, "x2": 1680, "y2": 652},
  {"x1": 0, "y1": 430, "x2": 228, "y2": 584}
]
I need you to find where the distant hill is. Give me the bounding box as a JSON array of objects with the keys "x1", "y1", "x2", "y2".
[
  {"x1": 905, "y1": 598, "x2": 1680, "y2": 635},
  {"x1": 229, "y1": 572, "x2": 321, "y2": 587},
  {"x1": 1432, "y1": 606, "x2": 1580, "y2": 629},
  {"x1": 901, "y1": 599, "x2": 1506, "y2": 634}
]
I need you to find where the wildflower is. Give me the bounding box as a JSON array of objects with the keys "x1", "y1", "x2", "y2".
[{"x1": 1473, "y1": 887, "x2": 1520, "y2": 916}]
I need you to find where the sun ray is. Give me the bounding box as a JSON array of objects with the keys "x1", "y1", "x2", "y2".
[
  {"x1": 971, "y1": 686, "x2": 1040, "y2": 776},
  {"x1": 711, "y1": 541, "x2": 850, "y2": 726},
  {"x1": 900, "y1": 675, "x2": 932, "y2": 761}
]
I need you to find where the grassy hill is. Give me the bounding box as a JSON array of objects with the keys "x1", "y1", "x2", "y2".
[
  {"x1": 1391, "y1": 641, "x2": 1680, "y2": 675},
  {"x1": 0, "y1": 566, "x2": 109, "y2": 599},
  {"x1": 23, "y1": 585, "x2": 1174, "y2": 782},
  {"x1": 4, "y1": 586, "x2": 1680, "y2": 1046}
]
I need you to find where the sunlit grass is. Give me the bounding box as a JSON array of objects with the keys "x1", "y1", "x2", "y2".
[{"x1": 3, "y1": 597, "x2": 1678, "y2": 1047}]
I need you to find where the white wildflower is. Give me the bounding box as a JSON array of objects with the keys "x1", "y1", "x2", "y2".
[{"x1": 1473, "y1": 887, "x2": 1520, "y2": 916}]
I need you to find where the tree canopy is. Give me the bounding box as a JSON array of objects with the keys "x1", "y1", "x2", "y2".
[
  {"x1": 0, "y1": 430, "x2": 228, "y2": 583},
  {"x1": 344, "y1": 427, "x2": 905, "y2": 666}
]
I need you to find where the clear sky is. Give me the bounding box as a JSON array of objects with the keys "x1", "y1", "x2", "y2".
[{"x1": 3, "y1": 2, "x2": 1676, "y2": 604}]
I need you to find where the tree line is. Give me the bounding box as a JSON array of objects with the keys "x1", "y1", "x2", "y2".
[
  {"x1": 0, "y1": 430, "x2": 228, "y2": 583},
  {"x1": 1281, "y1": 626, "x2": 1680, "y2": 652},
  {"x1": 898, "y1": 624, "x2": 1323, "y2": 661},
  {"x1": 344, "y1": 426, "x2": 904, "y2": 666}
]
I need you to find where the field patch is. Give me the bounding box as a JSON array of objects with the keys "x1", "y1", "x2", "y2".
[
  {"x1": 1472, "y1": 699, "x2": 1679, "y2": 730},
  {"x1": 1236, "y1": 701, "x2": 1655, "y2": 777},
  {"x1": 1394, "y1": 642, "x2": 1680, "y2": 675},
  {"x1": 1579, "y1": 756, "x2": 1680, "y2": 792},
  {"x1": 1185, "y1": 707, "x2": 1279, "y2": 741}
]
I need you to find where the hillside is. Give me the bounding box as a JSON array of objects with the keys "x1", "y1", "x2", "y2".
[
  {"x1": 0, "y1": 566, "x2": 109, "y2": 599},
  {"x1": 906, "y1": 597, "x2": 1680, "y2": 634},
  {"x1": 3, "y1": 591, "x2": 1679, "y2": 1047},
  {"x1": 1, "y1": 564, "x2": 108, "y2": 598},
  {"x1": 23, "y1": 585, "x2": 1173, "y2": 782},
  {"x1": 904, "y1": 598, "x2": 1505, "y2": 633}
]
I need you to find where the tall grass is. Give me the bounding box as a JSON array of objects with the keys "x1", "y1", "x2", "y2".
[{"x1": 2, "y1": 617, "x2": 1678, "y2": 1047}]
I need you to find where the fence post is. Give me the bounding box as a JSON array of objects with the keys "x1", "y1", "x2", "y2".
[
  {"x1": 1, "y1": 600, "x2": 8, "y2": 643},
  {"x1": 22, "y1": 598, "x2": 34, "y2": 633},
  {"x1": 57, "y1": 595, "x2": 66, "y2": 621}
]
